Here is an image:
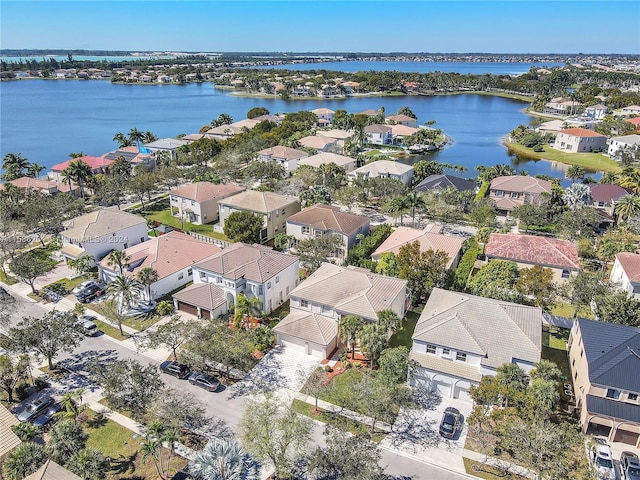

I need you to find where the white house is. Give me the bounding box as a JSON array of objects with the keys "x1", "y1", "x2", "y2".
[
  {"x1": 610, "y1": 252, "x2": 640, "y2": 299},
  {"x1": 98, "y1": 231, "x2": 222, "y2": 300},
  {"x1": 173, "y1": 243, "x2": 300, "y2": 318},
  {"x1": 386, "y1": 114, "x2": 418, "y2": 128},
  {"x1": 169, "y1": 182, "x2": 245, "y2": 225},
  {"x1": 608, "y1": 134, "x2": 640, "y2": 159},
  {"x1": 143, "y1": 138, "x2": 190, "y2": 161},
  {"x1": 364, "y1": 124, "x2": 393, "y2": 145},
  {"x1": 348, "y1": 160, "x2": 414, "y2": 187},
  {"x1": 60, "y1": 209, "x2": 148, "y2": 264},
  {"x1": 257, "y1": 145, "x2": 309, "y2": 175},
  {"x1": 410, "y1": 288, "x2": 542, "y2": 401},
  {"x1": 553, "y1": 128, "x2": 608, "y2": 153},
  {"x1": 311, "y1": 108, "x2": 335, "y2": 124},
  {"x1": 584, "y1": 104, "x2": 608, "y2": 120}
]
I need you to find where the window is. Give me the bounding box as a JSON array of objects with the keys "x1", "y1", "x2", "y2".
[
  {"x1": 187, "y1": 268, "x2": 192, "y2": 277},
  {"x1": 275, "y1": 210, "x2": 279, "y2": 217},
  {"x1": 628, "y1": 393, "x2": 638, "y2": 402},
  {"x1": 314, "y1": 229, "x2": 323, "y2": 236},
  {"x1": 258, "y1": 285, "x2": 263, "y2": 295},
  {"x1": 191, "y1": 200, "x2": 195, "y2": 206},
  {"x1": 200, "y1": 271, "x2": 206, "y2": 280},
  {"x1": 456, "y1": 352, "x2": 467, "y2": 362},
  {"x1": 300, "y1": 299, "x2": 309, "y2": 308},
  {"x1": 426, "y1": 344, "x2": 436, "y2": 354},
  {"x1": 275, "y1": 276, "x2": 280, "y2": 284},
  {"x1": 178, "y1": 273, "x2": 184, "y2": 280},
  {"x1": 606, "y1": 388, "x2": 621, "y2": 400},
  {"x1": 580, "y1": 349, "x2": 584, "y2": 357},
  {"x1": 140, "y1": 237, "x2": 145, "y2": 243},
  {"x1": 494, "y1": 190, "x2": 504, "y2": 197},
  {"x1": 322, "y1": 304, "x2": 331, "y2": 314},
  {"x1": 442, "y1": 348, "x2": 450, "y2": 357},
  {"x1": 509, "y1": 192, "x2": 519, "y2": 198},
  {"x1": 267, "y1": 281, "x2": 272, "y2": 290},
  {"x1": 562, "y1": 269, "x2": 570, "y2": 279}
]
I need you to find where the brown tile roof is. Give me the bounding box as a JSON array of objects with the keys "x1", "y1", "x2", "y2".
[
  {"x1": 6, "y1": 177, "x2": 78, "y2": 194},
  {"x1": 615, "y1": 252, "x2": 640, "y2": 282},
  {"x1": 257, "y1": 145, "x2": 308, "y2": 161},
  {"x1": 410, "y1": 350, "x2": 483, "y2": 382},
  {"x1": 371, "y1": 224, "x2": 464, "y2": 269},
  {"x1": 559, "y1": 128, "x2": 607, "y2": 138},
  {"x1": 195, "y1": 243, "x2": 299, "y2": 282},
  {"x1": 51, "y1": 155, "x2": 114, "y2": 172},
  {"x1": 413, "y1": 288, "x2": 542, "y2": 369},
  {"x1": 364, "y1": 124, "x2": 392, "y2": 134},
  {"x1": 287, "y1": 204, "x2": 369, "y2": 236},
  {"x1": 219, "y1": 190, "x2": 300, "y2": 213},
  {"x1": 170, "y1": 182, "x2": 245, "y2": 203},
  {"x1": 311, "y1": 108, "x2": 335, "y2": 115},
  {"x1": 490, "y1": 175, "x2": 553, "y2": 195},
  {"x1": 298, "y1": 136, "x2": 337, "y2": 150},
  {"x1": 172, "y1": 282, "x2": 226, "y2": 311},
  {"x1": 98, "y1": 231, "x2": 221, "y2": 279},
  {"x1": 321, "y1": 129, "x2": 354, "y2": 140},
  {"x1": 61, "y1": 209, "x2": 147, "y2": 242},
  {"x1": 389, "y1": 125, "x2": 419, "y2": 136},
  {"x1": 24, "y1": 460, "x2": 82, "y2": 480},
  {"x1": 0, "y1": 404, "x2": 20, "y2": 459},
  {"x1": 485, "y1": 233, "x2": 580, "y2": 270},
  {"x1": 358, "y1": 109, "x2": 380, "y2": 116},
  {"x1": 588, "y1": 184, "x2": 630, "y2": 204},
  {"x1": 272, "y1": 310, "x2": 338, "y2": 346},
  {"x1": 386, "y1": 114, "x2": 416, "y2": 123}
]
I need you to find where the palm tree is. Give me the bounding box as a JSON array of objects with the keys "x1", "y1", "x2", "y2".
[
  {"x1": 107, "y1": 275, "x2": 143, "y2": 326},
  {"x1": 143, "y1": 421, "x2": 179, "y2": 480},
  {"x1": 1, "y1": 442, "x2": 47, "y2": 480},
  {"x1": 137, "y1": 267, "x2": 159, "y2": 301},
  {"x1": 619, "y1": 167, "x2": 640, "y2": 195},
  {"x1": 338, "y1": 314, "x2": 364, "y2": 359},
  {"x1": 562, "y1": 183, "x2": 593, "y2": 211},
  {"x1": 377, "y1": 309, "x2": 401, "y2": 334},
  {"x1": 384, "y1": 195, "x2": 410, "y2": 226},
  {"x1": 189, "y1": 438, "x2": 261, "y2": 480},
  {"x1": 565, "y1": 165, "x2": 586, "y2": 184},
  {"x1": 61, "y1": 167, "x2": 75, "y2": 191},
  {"x1": 46, "y1": 420, "x2": 88, "y2": 465},
  {"x1": 129, "y1": 127, "x2": 144, "y2": 147},
  {"x1": 615, "y1": 195, "x2": 640, "y2": 223},
  {"x1": 24, "y1": 162, "x2": 45, "y2": 179},
  {"x1": 354, "y1": 124, "x2": 367, "y2": 148},
  {"x1": 69, "y1": 152, "x2": 85, "y2": 159},
  {"x1": 59, "y1": 388, "x2": 85, "y2": 424},
  {"x1": 113, "y1": 132, "x2": 133, "y2": 148},
  {"x1": 67, "y1": 448, "x2": 110, "y2": 480},
  {"x1": 66, "y1": 159, "x2": 94, "y2": 199},
  {"x1": 106, "y1": 249, "x2": 131, "y2": 275},
  {"x1": 68, "y1": 254, "x2": 94, "y2": 277},
  {"x1": 142, "y1": 131, "x2": 157, "y2": 143},
  {"x1": 359, "y1": 323, "x2": 388, "y2": 369},
  {"x1": 404, "y1": 191, "x2": 426, "y2": 227},
  {"x1": 233, "y1": 293, "x2": 263, "y2": 328},
  {"x1": 1, "y1": 152, "x2": 30, "y2": 181}
]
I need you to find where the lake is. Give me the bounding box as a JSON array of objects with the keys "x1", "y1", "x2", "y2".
[{"x1": 1, "y1": 79, "x2": 574, "y2": 181}]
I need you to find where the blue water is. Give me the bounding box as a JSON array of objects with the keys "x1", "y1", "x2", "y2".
[
  {"x1": 254, "y1": 61, "x2": 565, "y2": 75},
  {"x1": 1, "y1": 79, "x2": 576, "y2": 181}
]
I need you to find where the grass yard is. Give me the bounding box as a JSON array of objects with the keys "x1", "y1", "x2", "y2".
[
  {"x1": 542, "y1": 326, "x2": 571, "y2": 382},
  {"x1": 0, "y1": 267, "x2": 17, "y2": 285},
  {"x1": 389, "y1": 309, "x2": 420, "y2": 349},
  {"x1": 291, "y1": 399, "x2": 386, "y2": 442},
  {"x1": 122, "y1": 313, "x2": 162, "y2": 331},
  {"x1": 93, "y1": 319, "x2": 129, "y2": 341},
  {"x1": 550, "y1": 301, "x2": 594, "y2": 320},
  {"x1": 45, "y1": 276, "x2": 87, "y2": 294},
  {"x1": 463, "y1": 458, "x2": 528, "y2": 480},
  {"x1": 145, "y1": 209, "x2": 232, "y2": 242}
]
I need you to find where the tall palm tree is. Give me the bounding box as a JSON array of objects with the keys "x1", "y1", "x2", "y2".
[
  {"x1": 384, "y1": 195, "x2": 410, "y2": 226},
  {"x1": 137, "y1": 267, "x2": 158, "y2": 301},
  {"x1": 129, "y1": 127, "x2": 144, "y2": 147},
  {"x1": 233, "y1": 293, "x2": 263, "y2": 327},
  {"x1": 106, "y1": 249, "x2": 131, "y2": 275},
  {"x1": 46, "y1": 420, "x2": 88, "y2": 465},
  {"x1": 359, "y1": 323, "x2": 388, "y2": 369},
  {"x1": 1, "y1": 152, "x2": 30, "y2": 181},
  {"x1": 189, "y1": 438, "x2": 261, "y2": 480},
  {"x1": 59, "y1": 388, "x2": 85, "y2": 424},
  {"x1": 113, "y1": 132, "x2": 133, "y2": 148},
  {"x1": 377, "y1": 309, "x2": 401, "y2": 334},
  {"x1": 61, "y1": 167, "x2": 75, "y2": 191},
  {"x1": 24, "y1": 162, "x2": 45, "y2": 179},
  {"x1": 1, "y1": 442, "x2": 47, "y2": 480},
  {"x1": 67, "y1": 448, "x2": 110, "y2": 480},
  {"x1": 619, "y1": 167, "x2": 640, "y2": 195},
  {"x1": 404, "y1": 191, "x2": 426, "y2": 227},
  {"x1": 142, "y1": 131, "x2": 158, "y2": 144},
  {"x1": 338, "y1": 314, "x2": 364, "y2": 359},
  {"x1": 354, "y1": 124, "x2": 367, "y2": 148},
  {"x1": 565, "y1": 165, "x2": 586, "y2": 184},
  {"x1": 107, "y1": 275, "x2": 143, "y2": 320},
  {"x1": 615, "y1": 195, "x2": 640, "y2": 223},
  {"x1": 66, "y1": 159, "x2": 94, "y2": 200}
]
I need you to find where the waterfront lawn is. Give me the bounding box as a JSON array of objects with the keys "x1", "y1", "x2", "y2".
[{"x1": 505, "y1": 140, "x2": 620, "y2": 173}]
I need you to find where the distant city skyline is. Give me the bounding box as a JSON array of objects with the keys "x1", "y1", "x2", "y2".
[{"x1": 1, "y1": 1, "x2": 638, "y2": 54}]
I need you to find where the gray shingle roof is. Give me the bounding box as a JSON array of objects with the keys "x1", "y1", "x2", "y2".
[
  {"x1": 61, "y1": 209, "x2": 146, "y2": 242},
  {"x1": 414, "y1": 174, "x2": 477, "y2": 193},
  {"x1": 272, "y1": 310, "x2": 338, "y2": 346}
]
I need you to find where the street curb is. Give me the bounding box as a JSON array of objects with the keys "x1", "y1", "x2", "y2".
[{"x1": 379, "y1": 443, "x2": 479, "y2": 479}]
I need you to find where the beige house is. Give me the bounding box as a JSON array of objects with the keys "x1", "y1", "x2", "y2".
[
  {"x1": 1, "y1": 176, "x2": 79, "y2": 196},
  {"x1": 553, "y1": 128, "x2": 607, "y2": 153},
  {"x1": 297, "y1": 152, "x2": 358, "y2": 172},
  {"x1": 568, "y1": 318, "x2": 640, "y2": 447},
  {"x1": 489, "y1": 175, "x2": 553, "y2": 215},
  {"x1": 298, "y1": 135, "x2": 338, "y2": 152},
  {"x1": 610, "y1": 252, "x2": 640, "y2": 298},
  {"x1": 311, "y1": 108, "x2": 335, "y2": 124},
  {"x1": 386, "y1": 114, "x2": 418, "y2": 127},
  {"x1": 348, "y1": 160, "x2": 414, "y2": 187},
  {"x1": 320, "y1": 129, "x2": 355, "y2": 150},
  {"x1": 257, "y1": 145, "x2": 309, "y2": 175},
  {"x1": 217, "y1": 190, "x2": 301, "y2": 244},
  {"x1": 169, "y1": 182, "x2": 245, "y2": 225},
  {"x1": 485, "y1": 233, "x2": 580, "y2": 282},
  {"x1": 0, "y1": 403, "x2": 20, "y2": 460},
  {"x1": 389, "y1": 124, "x2": 419, "y2": 144},
  {"x1": 371, "y1": 224, "x2": 464, "y2": 270},
  {"x1": 24, "y1": 460, "x2": 83, "y2": 480},
  {"x1": 273, "y1": 263, "x2": 410, "y2": 358}
]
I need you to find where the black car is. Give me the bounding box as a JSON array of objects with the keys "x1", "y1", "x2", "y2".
[
  {"x1": 32, "y1": 403, "x2": 61, "y2": 428},
  {"x1": 159, "y1": 361, "x2": 191, "y2": 379},
  {"x1": 76, "y1": 284, "x2": 104, "y2": 303},
  {"x1": 188, "y1": 372, "x2": 221, "y2": 392},
  {"x1": 439, "y1": 407, "x2": 462, "y2": 439}
]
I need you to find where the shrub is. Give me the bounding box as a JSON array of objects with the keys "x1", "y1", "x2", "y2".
[
  {"x1": 48, "y1": 283, "x2": 68, "y2": 296},
  {"x1": 33, "y1": 377, "x2": 48, "y2": 390},
  {"x1": 339, "y1": 352, "x2": 348, "y2": 364},
  {"x1": 155, "y1": 300, "x2": 174, "y2": 316},
  {"x1": 343, "y1": 361, "x2": 352, "y2": 369},
  {"x1": 526, "y1": 224, "x2": 556, "y2": 233},
  {"x1": 324, "y1": 365, "x2": 333, "y2": 373},
  {"x1": 346, "y1": 223, "x2": 392, "y2": 267},
  {"x1": 15, "y1": 383, "x2": 30, "y2": 401},
  {"x1": 453, "y1": 238, "x2": 480, "y2": 291},
  {"x1": 474, "y1": 181, "x2": 490, "y2": 201}
]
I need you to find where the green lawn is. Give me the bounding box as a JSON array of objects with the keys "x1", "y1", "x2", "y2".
[
  {"x1": 542, "y1": 326, "x2": 571, "y2": 382},
  {"x1": 389, "y1": 309, "x2": 420, "y2": 349},
  {"x1": 0, "y1": 268, "x2": 18, "y2": 285},
  {"x1": 122, "y1": 313, "x2": 162, "y2": 332},
  {"x1": 93, "y1": 318, "x2": 129, "y2": 341},
  {"x1": 550, "y1": 302, "x2": 594, "y2": 320},
  {"x1": 145, "y1": 209, "x2": 232, "y2": 241},
  {"x1": 463, "y1": 458, "x2": 528, "y2": 480},
  {"x1": 45, "y1": 276, "x2": 87, "y2": 294}
]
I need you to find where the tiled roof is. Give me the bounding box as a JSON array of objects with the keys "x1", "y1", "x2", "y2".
[
  {"x1": 219, "y1": 190, "x2": 300, "y2": 213},
  {"x1": 287, "y1": 204, "x2": 369, "y2": 236},
  {"x1": 173, "y1": 282, "x2": 226, "y2": 311},
  {"x1": 321, "y1": 129, "x2": 354, "y2": 140},
  {"x1": 170, "y1": 182, "x2": 245, "y2": 203},
  {"x1": 298, "y1": 152, "x2": 355, "y2": 170},
  {"x1": 6, "y1": 177, "x2": 78, "y2": 194},
  {"x1": 24, "y1": 460, "x2": 82, "y2": 480},
  {"x1": 311, "y1": 108, "x2": 335, "y2": 115},
  {"x1": 413, "y1": 288, "x2": 542, "y2": 369},
  {"x1": 272, "y1": 310, "x2": 338, "y2": 346},
  {"x1": 615, "y1": 252, "x2": 640, "y2": 282},
  {"x1": 144, "y1": 138, "x2": 189, "y2": 150},
  {"x1": 389, "y1": 124, "x2": 418, "y2": 136},
  {"x1": 257, "y1": 145, "x2": 308, "y2": 161},
  {"x1": 371, "y1": 224, "x2": 464, "y2": 269},
  {"x1": 351, "y1": 160, "x2": 413, "y2": 177},
  {"x1": 491, "y1": 197, "x2": 520, "y2": 211},
  {"x1": 386, "y1": 114, "x2": 416, "y2": 123},
  {"x1": 414, "y1": 174, "x2": 476, "y2": 193},
  {"x1": 610, "y1": 134, "x2": 640, "y2": 145},
  {"x1": 291, "y1": 263, "x2": 408, "y2": 320},
  {"x1": 588, "y1": 184, "x2": 629, "y2": 204},
  {"x1": 195, "y1": 243, "x2": 299, "y2": 282},
  {"x1": 490, "y1": 176, "x2": 553, "y2": 194},
  {"x1": 98, "y1": 231, "x2": 221, "y2": 279},
  {"x1": 358, "y1": 109, "x2": 380, "y2": 116},
  {"x1": 0, "y1": 404, "x2": 20, "y2": 458},
  {"x1": 410, "y1": 351, "x2": 483, "y2": 382},
  {"x1": 364, "y1": 124, "x2": 392, "y2": 134},
  {"x1": 559, "y1": 128, "x2": 606, "y2": 138},
  {"x1": 298, "y1": 136, "x2": 337, "y2": 150},
  {"x1": 486, "y1": 233, "x2": 580, "y2": 270},
  {"x1": 626, "y1": 117, "x2": 640, "y2": 126},
  {"x1": 51, "y1": 155, "x2": 113, "y2": 172},
  {"x1": 61, "y1": 209, "x2": 146, "y2": 242}
]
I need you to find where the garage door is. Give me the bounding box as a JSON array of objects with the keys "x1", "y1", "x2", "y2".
[
  {"x1": 280, "y1": 336, "x2": 307, "y2": 354},
  {"x1": 613, "y1": 429, "x2": 640, "y2": 446},
  {"x1": 201, "y1": 309, "x2": 211, "y2": 320},
  {"x1": 453, "y1": 383, "x2": 472, "y2": 402},
  {"x1": 177, "y1": 301, "x2": 198, "y2": 316},
  {"x1": 432, "y1": 380, "x2": 452, "y2": 398},
  {"x1": 309, "y1": 343, "x2": 326, "y2": 358},
  {"x1": 411, "y1": 375, "x2": 430, "y2": 390}
]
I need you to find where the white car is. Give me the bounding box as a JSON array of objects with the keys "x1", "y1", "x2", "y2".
[
  {"x1": 72, "y1": 280, "x2": 97, "y2": 295},
  {"x1": 591, "y1": 443, "x2": 616, "y2": 480},
  {"x1": 621, "y1": 452, "x2": 640, "y2": 480}
]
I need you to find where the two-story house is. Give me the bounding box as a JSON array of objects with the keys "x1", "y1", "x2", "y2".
[
  {"x1": 98, "y1": 231, "x2": 221, "y2": 300},
  {"x1": 286, "y1": 204, "x2": 370, "y2": 263},
  {"x1": 2, "y1": 177, "x2": 79, "y2": 196},
  {"x1": 273, "y1": 263, "x2": 410, "y2": 358},
  {"x1": 143, "y1": 138, "x2": 190, "y2": 161},
  {"x1": 257, "y1": 146, "x2": 309, "y2": 175},
  {"x1": 410, "y1": 288, "x2": 542, "y2": 401},
  {"x1": 489, "y1": 175, "x2": 553, "y2": 215},
  {"x1": 298, "y1": 135, "x2": 338, "y2": 152},
  {"x1": 297, "y1": 152, "x2": 358, "y2": 172},
  {"x1": 173, "y1": 243, "x2": 300, "y2": 318},
  {"x1": 60, "y1": 209, "x2": 148, "y2": 264},
  {"x1": 50, "y1": 156, "x2": 115, "y2": 183},
  {"x1": 169, "y1": 182, "x2": 245, "y2": 225},
  {"x1": 217, "y1": 190, "x2": 301, "y2": 244},
  {"x1": 414, "y1": 174, "x2": 477, "y2": 194},
  {"x1": 610, "y1": 252, "x2": 640, "y2": 299},
  {"x1": 485, "y1": 233, "x2": 580, "y2": 282},
  {"x1": 553, "y1": 128, "x2": 607, "y2": 153},
  {"x1": 311, "y1": 108, "x2": 335, "y2": 124},
  {"x1": 386, "y1": 114, "x2": 418, "y2": 128},
  {"x1": 568, "y1": 318, "x2": 640, "y2": 447},
  {"x1": 364, "y1": 124, "x2": 393, "y2": 145},
  {"x1": 588, "y1": 183, "x2": 630, "y2": 229},
  {"x1": 584, "y1": 104, "x2": 608, "y2": 120},
  {"x1": 608, "y1": 134, "x2": 640, "y2": 159},
  {"x1": 348, "y1": 160, "x2": 414, "y2": 187}
]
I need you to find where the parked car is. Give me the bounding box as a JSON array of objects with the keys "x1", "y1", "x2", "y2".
[
  {"x1": 32, "y1": 403, "x2": 61, "y2": 428},
  {"x1": 17, "y1": 396, "x2": 55, "y2": 422},
  {"x1": 76, "y1": 315, "x2": 100, "y2": 336},
  {"x1": 438, "y1": 407, "x2": 462, "y2": 439},
  {"x1": 188, "y1": 372, "x2": 221, "y2": 392},
  {"x1": 72, "y1": 280, "x2": 98, "y2": 295},
  {"x1": 76, "y1": 284, "x2": 104, "y2": 303},
  {"x1": 0, "y1": 286, "x2": 15, "y2": 302},
  {"x1": 621, "y1": 452, "x2": 640, "y2": 480},
  {"x1": 591, "y1": 442, "x2": 616, "y2": 480},
  {"x1": 159, "y1": 361, "x2": 191, "y2": 379}
]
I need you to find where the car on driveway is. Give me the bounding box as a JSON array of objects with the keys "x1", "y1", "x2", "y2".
[
  {"x1": 72, "y1": 280, "x2": 98, "y2": 295},
  {"x1": 159, "y1": 361, "x2": 191, "y2": 379},
  {"x1": 590, "y1": 442, "x2": 616, "y2": 480},
  {"x1": 188, "y1": 372, "x2": 221, "y2": 392},
  {"x1": 621, "y1": 452, "x2": 640, "y2": 480},
  {"x1": 32, "y1": 403, "x2": 61, "y2": 428},
  {"x1": 76, "y1": 284, "x2": 105, "y2": 303},
  {"x1": 17, "y1": 396, "x2": 55, "y2": 423},
  {"x1": 439, "y1": 407, "x2": 462, "y2": 439}
]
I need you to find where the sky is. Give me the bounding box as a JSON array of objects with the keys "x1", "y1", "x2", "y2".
[{"x1": 1, "y1": 1, "x2": 639, "y2": 54}]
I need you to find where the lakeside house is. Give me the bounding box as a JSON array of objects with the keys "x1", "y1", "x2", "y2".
[
  {"x1": 608, "y1": 134, "x2": 640, "y2": 159},
  {"x1": 143, "y1": 138, "x2": 190, "y2": 161},
  {"x1": 552, "y1": 128, "x2": 607, "y2": 153},
  {"x1": 488, "y1": 175, "x2": 553, "y2": 215},
  {"x1": 169, "y1": 182, "x2": 245, "y2": 225},
  {"x1": 298, "y1": 135, "x2": 338, "y2": 152},
  {"x1": 386, "y1": 114, "x2": 418, "y2": 127},
  {"x1": 50, "y1": 156, "x2": 114, "y2": 183},
  {"x1": 348, "y1": 160, "x2": 414, "y2": 187},
  {"x1": 297, "y1": 152, "x2": 358, "y2": 172},
  {"x1": 364, "y1": 124, "x2": 393, "y2": 145},
  {"x1": 0, "y1": 176, "x2": 79, "y2": 196},
  {"x1": 413, "y1": 174, "x2": 477, "y2": 194}
]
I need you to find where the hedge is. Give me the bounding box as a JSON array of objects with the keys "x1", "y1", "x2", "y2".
[
  {"x1": 453, "y1": 238, "x2": 480, "y2": 291},
  {"x1": 346, "y1": 223, "x2": 393, "y2": 267},
  {"x1": 474, "y1": 181, "x2": 490, "y2": 201}
]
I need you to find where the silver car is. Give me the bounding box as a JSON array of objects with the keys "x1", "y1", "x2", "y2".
[
  {"x1": 17, "y1": 396, "x2": 55, "y2": 423},
  {"x1": 621, "y1": 452, "x2": 640, "y2": 480}
]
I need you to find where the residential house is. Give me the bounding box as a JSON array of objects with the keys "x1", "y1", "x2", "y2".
[
  {"x1": 60, "y1": 209, "x2": 148, "y2": 264},
  {"x1": 286, "y1": 204, "x2": 370, "y2": 263},
  {"x1": 341, "y1": 81, "x2": 360, "y2": 94},
  {"x1": 543, "y1": 98, "x2": 581, "y2": 116},
  {"x1": 610, "y1": 252, "x2": 640, "y2": 298},
  {"x1": 364, "y1": 124, "x2": 393, "y2": 145},
  {"x1": 217, "y1": 190, "x2": 301, "y2": 244},
  {"x1": 620, "y1": 105, "x2": 640, "y2": 115},
  {"x1": 410, "y1": 288, "x2": 542, "y2": 400},
  {"x1": 584, "y1": 104, "x2": 608, "y2": 120},
  {"x1": 485, "y1": 233, "x2": 580, "y2": 282},
  {"x1": 1, "y1": 177, "x2": 79, "y2": 196},
  {"x1": 386, "y1": 114, "x2": 418, "y2": 127},
  {"x1": 357, "y1": 109, "x2": 381, "y2": 117},
  {"x1": 98, "y1": 231, "x2": 221, "y2": 301},
  {"x1": 311, "y1": 108, "x2": 335, "y2": 124},
  {"x1": 24, "y1": 460, "x2": 83, "y2": 480},
  {"x1": 320, "y1": 129, "x2": 355, "y2": 149},
  {"x1": 414, "y1": 174, "x2": 477, "y2": 194},
  {"x1": 588, "y1": 183, "x2": 630, "y2": 228},
  {"x1": 553, "y1": 128, "x2": 607, "y2": 153},
  {"x1": 49, "y1": 155, "x2": 114, "y2": 183},
  {"x1": 273, "y1": 263, "x2": 410, "y2": 358},
  {"x1": 0, "y1": 403, "x2": 20, "y2": 460},
  {"x1": 371, "y1": 224, "x2": 464, "y2": 270},
  {"x1": 298, "y1": 135, "x2": 338, "y2": 152},
  {"x1": 608, "y1": 134, "x2": 640, "y2": 158},
  {"x1": 488, "y1": 175, "x2": 553, "y2": 215},
  {"x1": 101, "y1": 146, "x2": 154, "y2": 170},
  {"x1": 257, "y1": 145, "x2": 309, "y2": 175},
  {"x1": 205, "y1": 124, "x2": 245, "y2": 140},
  {"x1": 536, "y1": 119, "x2": 567, "y2": 134},
  {"x1": 173, "y1": 243, "x2": 300, "y2": 318},
  {"x1": 626, "y1": 117, "x2": 640, "y2": 131},
  {"x1": 389, "y1": 124, "x2": 419, "y2": 144},
  {"x1": 348, "y1": 160, "x2": 414, "y2": 187},
  {"x1": 568, "y1": 318, "x2": 640, "y2": 447},
  {"x1": 143, "y1": 138, "x2": 190, "y2": 161},
  {"x1": 169, "y1": 182, "x2": 245, "y2": 225},
  {"x1": 297, "y1": 152, "x2": 358, "y2": 172}
]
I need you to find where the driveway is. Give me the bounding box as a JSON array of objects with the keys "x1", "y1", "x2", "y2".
[{"x1": 381, "y1": 391, "x2": 473, "y2": 474}]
